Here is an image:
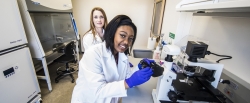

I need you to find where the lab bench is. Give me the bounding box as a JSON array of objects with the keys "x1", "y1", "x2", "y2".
[{"x1": 122, "y1": 56, "x2": 158, "y2": 103}]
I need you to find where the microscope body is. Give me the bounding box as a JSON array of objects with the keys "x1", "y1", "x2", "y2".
[
  {"x1": 152, "y1": 45, "x2": 182, "y2": 103},
  {"x1": 152, "y1": 44, "x2": 225, "y2": 103},
  {"x1": 153, "y1": 62, "x2": 177, "y2": 102}
]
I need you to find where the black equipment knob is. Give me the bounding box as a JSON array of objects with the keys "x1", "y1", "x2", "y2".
[
  {"x1": 168, "y1": 90, "x2": 177, "y2": 102},
  {"x1": 139, "y1": 60, "x2": 149, "y2": 69},
  {"x1": 139, "y1": 60, "x2": 164, "y2": 77}
]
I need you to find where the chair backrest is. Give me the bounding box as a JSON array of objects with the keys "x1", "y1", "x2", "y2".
[{"x1": 64, "y1": 41, "x2": 76, "y2": 57}]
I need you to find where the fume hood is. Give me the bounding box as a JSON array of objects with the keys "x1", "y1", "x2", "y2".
[{"x1": 17, "y1": 0, "x2": 79, "y2": 91}]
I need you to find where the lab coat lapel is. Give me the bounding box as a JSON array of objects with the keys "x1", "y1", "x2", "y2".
[
  {"x1": 117, "y1": 52, "x2": 128, "y2": 79},
  {"x1": 102, "y1": 43, "x2": 119, "y2": 80}
]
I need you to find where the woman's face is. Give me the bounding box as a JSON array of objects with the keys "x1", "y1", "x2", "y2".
[
  {"x1": 93, "y1": 10, "x2": 105, "y2": 28},
  {"x1": 114, "y1": 25, "x2": 134, "y2": 54}
]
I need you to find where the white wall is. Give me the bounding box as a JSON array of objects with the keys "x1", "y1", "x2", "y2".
[
  {"x1": 160, "y1": 0, "x2": 181, "y2": 43},
  {"x1": 189, "y1": 15, "x2": 250, "y2": 84},
  {"x1": 71, "y1": 0, "x2": 154, "y2": 51}
]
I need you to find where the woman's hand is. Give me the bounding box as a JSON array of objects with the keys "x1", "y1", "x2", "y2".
[
  {"x1": 125, "y1": 67, "x2": 153, "y2": 88},
  {"x1": 138, "y1": 58, "x2": 155, "y2": 70}
]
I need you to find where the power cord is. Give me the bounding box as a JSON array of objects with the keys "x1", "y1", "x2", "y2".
[
  {"x1": 206, "y1": 51, "x2": 232, "y2": 63},
  {"x1": 219, "y1": 79, "x2": 230, "y2": 84}
]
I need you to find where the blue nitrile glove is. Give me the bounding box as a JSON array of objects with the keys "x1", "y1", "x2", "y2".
[
  {"x1": 125, "y1": 67, "x2": 153, "y2": 88},
  {"x1": 129, "y1": 62, "x2": 133, "y2": 67},
  {"x1": 138, "y1": 58, "x2": 155, "y2": 70}
]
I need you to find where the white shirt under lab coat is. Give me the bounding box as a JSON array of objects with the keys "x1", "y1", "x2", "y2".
[
  {"x1": 82, "y1": 30, "x2": 103, "y2": 52},
  {"x1": 71, "y1": 42, "x2": 132, "y2": 103}
]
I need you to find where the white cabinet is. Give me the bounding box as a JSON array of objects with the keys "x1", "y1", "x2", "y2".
[
  {"x1": 0, "y1": 0, "x2": 28, "y2": 51},
  {"x1": 177, "y1": 0, "x2": 214, "y2": 8},
  {"x1": 0, "y1": 48, "x2": 41, "y2": 103},
  {"x1": 181, "y1": 0, "x2": 213, "y2": 4},
  {"x1": 176, "y1": 0, "x2": 250, "y2": 12},
  {"x1": 218, "y1": 0, "x2": 236, "y2": 2}
]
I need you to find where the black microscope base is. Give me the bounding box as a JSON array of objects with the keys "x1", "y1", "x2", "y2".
[{"x1": 172, "y1": 73, "x2": 220, "y2": 102}]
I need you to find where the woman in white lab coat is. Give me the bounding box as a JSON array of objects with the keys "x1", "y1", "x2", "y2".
[
  {"x1": 82, "y1": 7, "x2": 108, "y2": 52},
  {"x1": 71, "y1": 15, "x2": 153, "y2": 103}
]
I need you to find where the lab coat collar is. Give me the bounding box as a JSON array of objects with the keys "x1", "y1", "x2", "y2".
[
  {"x1": 95, "y1": 29, "x2": 105, "y2": 39},
  {"x1": 102, "y1": 42, "x2": 128, "y2": 79},
  {"x1": 102, "y1": 42, "x2": 128, "y2": 62}
]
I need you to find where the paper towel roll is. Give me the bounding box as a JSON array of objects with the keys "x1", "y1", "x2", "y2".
[{"x1": 147, "y1": 37, "x2": 156, "y2": 49}]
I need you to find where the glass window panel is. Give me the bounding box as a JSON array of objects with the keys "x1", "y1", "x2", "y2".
[{"x1": 30, "y1": 13, "x2": 76, "y2": 54}]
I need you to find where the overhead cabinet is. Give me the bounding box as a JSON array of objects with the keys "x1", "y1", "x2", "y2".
[
  {"x1": 176, "y1": 0, "x2": 250, "y2": 12},
  {"x1": 177, "y1": 0, "x2": 214, "y2": 8}
]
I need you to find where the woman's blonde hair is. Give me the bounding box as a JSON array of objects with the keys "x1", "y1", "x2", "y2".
[{"x1": 84, "y1": 7, "x2": 108, "y2": 41}]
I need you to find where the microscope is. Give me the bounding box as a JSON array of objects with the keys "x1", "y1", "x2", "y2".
[{"x1": 152, "y1": 41, "x2": 229, "y2": 103}]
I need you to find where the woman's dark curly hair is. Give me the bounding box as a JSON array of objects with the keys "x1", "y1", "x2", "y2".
[{"x1": 104, "y1": 15, "x2": 137, "y2": 56}]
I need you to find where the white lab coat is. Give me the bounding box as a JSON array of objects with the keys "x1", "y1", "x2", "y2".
[
  {"x1": 82, "y1": 30, "x2": 104, "y2": 52},
  {"x1": 71, "y1": 42, "x2": 132, "y2": 103}
]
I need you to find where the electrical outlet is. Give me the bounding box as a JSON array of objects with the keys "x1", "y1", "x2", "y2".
[{"x1": 229, "y1": 81, "x2": 238, "y2": 90}]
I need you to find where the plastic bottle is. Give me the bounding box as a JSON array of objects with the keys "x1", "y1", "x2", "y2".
[{"x1": 153, "y1": 46, "x2": 161, "y2": 63}]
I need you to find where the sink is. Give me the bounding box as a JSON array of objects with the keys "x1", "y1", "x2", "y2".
[{"x1": 133, "y1": 49, "x2": 153, "y2": 59}]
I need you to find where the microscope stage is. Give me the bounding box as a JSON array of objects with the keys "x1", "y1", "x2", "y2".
[{"x1": 172, "y1": 73, "x2": 220, "y2": 102}]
